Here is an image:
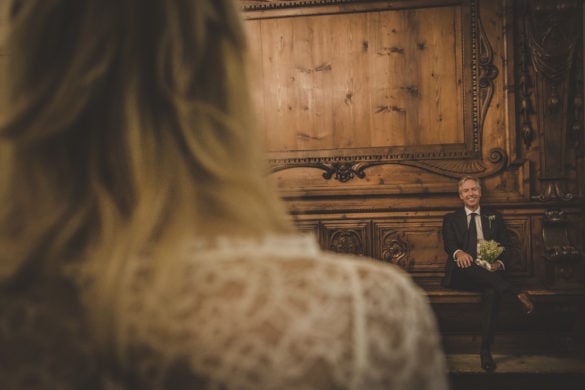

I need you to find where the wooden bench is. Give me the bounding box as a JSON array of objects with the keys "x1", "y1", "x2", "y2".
[{"x1": 420, "y1": 285, "x2": 585, "y2": 355}]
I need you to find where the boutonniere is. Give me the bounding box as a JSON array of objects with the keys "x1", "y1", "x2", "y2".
[{"x1": 487, "y1": 215, "x2": 496, "y2": 229}]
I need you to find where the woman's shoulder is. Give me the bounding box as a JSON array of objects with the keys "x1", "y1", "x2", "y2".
[{"x1": 118, "y1": 234, "x2": 446, "y2": 389}]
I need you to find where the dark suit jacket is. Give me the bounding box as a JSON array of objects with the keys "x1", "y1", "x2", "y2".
[{"x1": 441, "y1": 207, "x2": 511, "y2": 288}]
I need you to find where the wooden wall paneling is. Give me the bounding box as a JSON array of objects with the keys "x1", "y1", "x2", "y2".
[
  {"x1": 293, "y1": 219, "x2": 320, "y2": 240},
  {"x1": 318, "y1": 219, "x2": 372, "y2": 257},
  {"x1": 244, "y1": 0, "x2": 511, "y2": 194},
  {"x1": 247, "y1": 5, "x2": 465, "y2": 152},
  {"x1": 514, "y1": 0, "x2": 584, "y2": 201},
  {"x1": 243, "y1": 0, "x2": 585, "y2": 354},
  {"x1": 0, "y1": 1, "x2": 8, "y2": 110},
  {"x1": 504, "y1": 216, "x2": 532, "y2": 277},
  {"x1": 541, "y1": 209, "x2": 585, "y2": 289},
  {"x1": 372, "y1": 217, "x2": 445, "y2": 275},
  {"x1": 243, "y1": 0, "x2": 585, "y2": 296}
]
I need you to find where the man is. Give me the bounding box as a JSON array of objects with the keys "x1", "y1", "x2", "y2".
[{"x1": 442, "y1": 176, "x2": 534, "y2": 372}]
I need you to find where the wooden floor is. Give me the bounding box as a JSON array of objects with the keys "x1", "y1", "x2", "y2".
[
  {"x1": 447, "y1": 352, "x2": 585, "y2": 374},
  {"x1": 448, "y1": 352, "x2": 585, "y2": 389},
  {"x1": 449, "y1": 371, "x2": 585, "y2": 390},
  {"x1": 444, "y1": 335, "x2": 585, "y2": 390}
]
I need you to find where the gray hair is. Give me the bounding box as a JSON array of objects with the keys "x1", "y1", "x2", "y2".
[{"x1": 457, "y1": 176, "x2": 482, "y2": 192}]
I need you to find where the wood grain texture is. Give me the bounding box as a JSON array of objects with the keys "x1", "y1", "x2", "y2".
[{"x1": 246, "y1": 6, "x2": 464, "y2": 154}]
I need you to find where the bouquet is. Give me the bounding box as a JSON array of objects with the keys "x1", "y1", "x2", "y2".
[{"x1": 475, "y1": 239, "x2": 504, "y2": 271}]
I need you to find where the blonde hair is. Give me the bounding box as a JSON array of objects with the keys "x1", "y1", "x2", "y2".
[{"x1": 0, "y1": 0, "x2": 292, "y2": 358}]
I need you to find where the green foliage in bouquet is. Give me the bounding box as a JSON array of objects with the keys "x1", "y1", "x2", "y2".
[{"x1": 477, "y1": 239, "x2": 504, "y2": 264}]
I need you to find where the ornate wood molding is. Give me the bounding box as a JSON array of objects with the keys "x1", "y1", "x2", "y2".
[
  {"x1": 475, "y1": 0, "x2": 499, "y2": 142},
  {"x1": 532, "y1": 179, "x2": 575, "y2": 202},
  {"x1": 542, "y1": 209, "x2": 583, "y2": 287},
  {"x1": 518, "y1": 4, "x2": 536, "y2": 149},
  {"x1": 271, "y1": 147, "x2": 507, "y2": 181},
  {"x1": 517, "y1": 0, "x2": 582, "y2": 202},
  {"x1": 542, "y1": 209, "x2": 582, "y2": 261},
  {"x1": 241, "y1": 0, "x2": 360, "y2": 11}
]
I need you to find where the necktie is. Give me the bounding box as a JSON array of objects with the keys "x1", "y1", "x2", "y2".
[{"x1": 467, "y1": 213, "x2": 478, "y2": 259}]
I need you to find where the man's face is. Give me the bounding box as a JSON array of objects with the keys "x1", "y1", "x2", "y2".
[{"x1": 459, "y1": 179, "x2": 481, "y2": 210}]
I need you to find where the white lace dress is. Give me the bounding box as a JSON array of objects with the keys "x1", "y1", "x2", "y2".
[{"x1": 0, "y1": 234, "x2": 449, "y2": 389}]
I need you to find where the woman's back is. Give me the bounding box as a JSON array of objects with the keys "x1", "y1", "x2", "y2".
[
  {"x1": 0, "y1": 1, "x2": 447, "y2": 388},
  {"x1": 1, "y1": 234, "x2": 447, "y2": 389}
]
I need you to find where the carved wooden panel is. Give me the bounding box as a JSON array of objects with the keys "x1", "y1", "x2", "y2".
[
  {"x1": 505, "y1": 217, "x2": 532, "y2": 277},
  {"x1": 372, "y1": 218, "x2": 444, "y2": 273},
  {"x1": 318, "y1": 220, "x2": 371, "y2": 256},
  {"x1": 296, "y1": 214, "x2": 533, "y2": 283},
  {"x1": 243, "y1": 0, "x2": 505, "y2": 181},
  {"x1": 514, "y1": 0, "x2": 584, "y2": 201}
]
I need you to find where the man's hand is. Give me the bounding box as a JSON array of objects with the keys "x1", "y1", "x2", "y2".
[{"x1": 455, "y1": 251, "x2": 474, "y2": 268}]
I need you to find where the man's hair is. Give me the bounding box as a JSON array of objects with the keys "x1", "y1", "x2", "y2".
[{"x1": 458, "y1": 176, "x2": 482, "y2": 193}]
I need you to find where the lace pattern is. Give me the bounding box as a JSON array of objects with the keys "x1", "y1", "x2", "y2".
[
  {"x1": 122, "y1": 235, "x2": 448, "y2": 389},
  {"x1": 0, "y1": 234, "x2": 448, "y2": 389}
]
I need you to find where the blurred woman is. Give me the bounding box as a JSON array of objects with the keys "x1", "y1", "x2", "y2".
[{"x1": 0, "y1": 1, "x2": 448, "y2": 388}]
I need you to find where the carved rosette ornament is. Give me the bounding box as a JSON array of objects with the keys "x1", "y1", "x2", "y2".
[
  {"x1": 329, "y1": 230, "x2": 363, "y2": 256},
  {"x1": 380, "y1": 231, "x2": 410, "y2": 270}
]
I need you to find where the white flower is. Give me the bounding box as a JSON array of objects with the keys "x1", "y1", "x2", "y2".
[
  {"x1": 477, "y1": 239, "x2": 504, "y2": 264},
  {"x1": 487, "y1": 215, "x2": 496, "y2": 229}
]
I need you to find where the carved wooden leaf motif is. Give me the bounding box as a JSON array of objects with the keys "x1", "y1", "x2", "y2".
[{"x1": 381, "y1": 231, "x2": 410, "y2": 270}]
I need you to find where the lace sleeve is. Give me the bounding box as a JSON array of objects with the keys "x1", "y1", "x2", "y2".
[{"x1": 119, "y1": 238, "x2": 448, "y2": 389}]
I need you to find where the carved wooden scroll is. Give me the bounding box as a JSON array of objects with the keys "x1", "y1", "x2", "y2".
[
  {"x1": 243, "y1": 0, "x2": 505, "y2": 181},
  {"x1": 516, "y1": 0, "x2": 583, "y2": 201}
]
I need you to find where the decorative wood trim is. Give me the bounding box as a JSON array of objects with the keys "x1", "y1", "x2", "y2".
[
  {"x1": 476, "y1": 4, "x2": 499, "y2": 138},
  {"x1": 518, "y1": 0, "x2": 583, "y2": 202},
  {"x1": 517, "y1": 2, "x2": 535, "y2": 149},
  {"x1": 542, "y1": 209, "x2": 582, "y2": 262},
  {"x1": 241, "y1": 0, "x2": 363, "y2": 11},
  {"x1": 271, "y1": 147, "x2": 507, "y2": 181}
]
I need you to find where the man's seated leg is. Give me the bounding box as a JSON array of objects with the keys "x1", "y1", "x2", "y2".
[{"x1": 480, "y1": 288, "x2": 498, "y2": 372}]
